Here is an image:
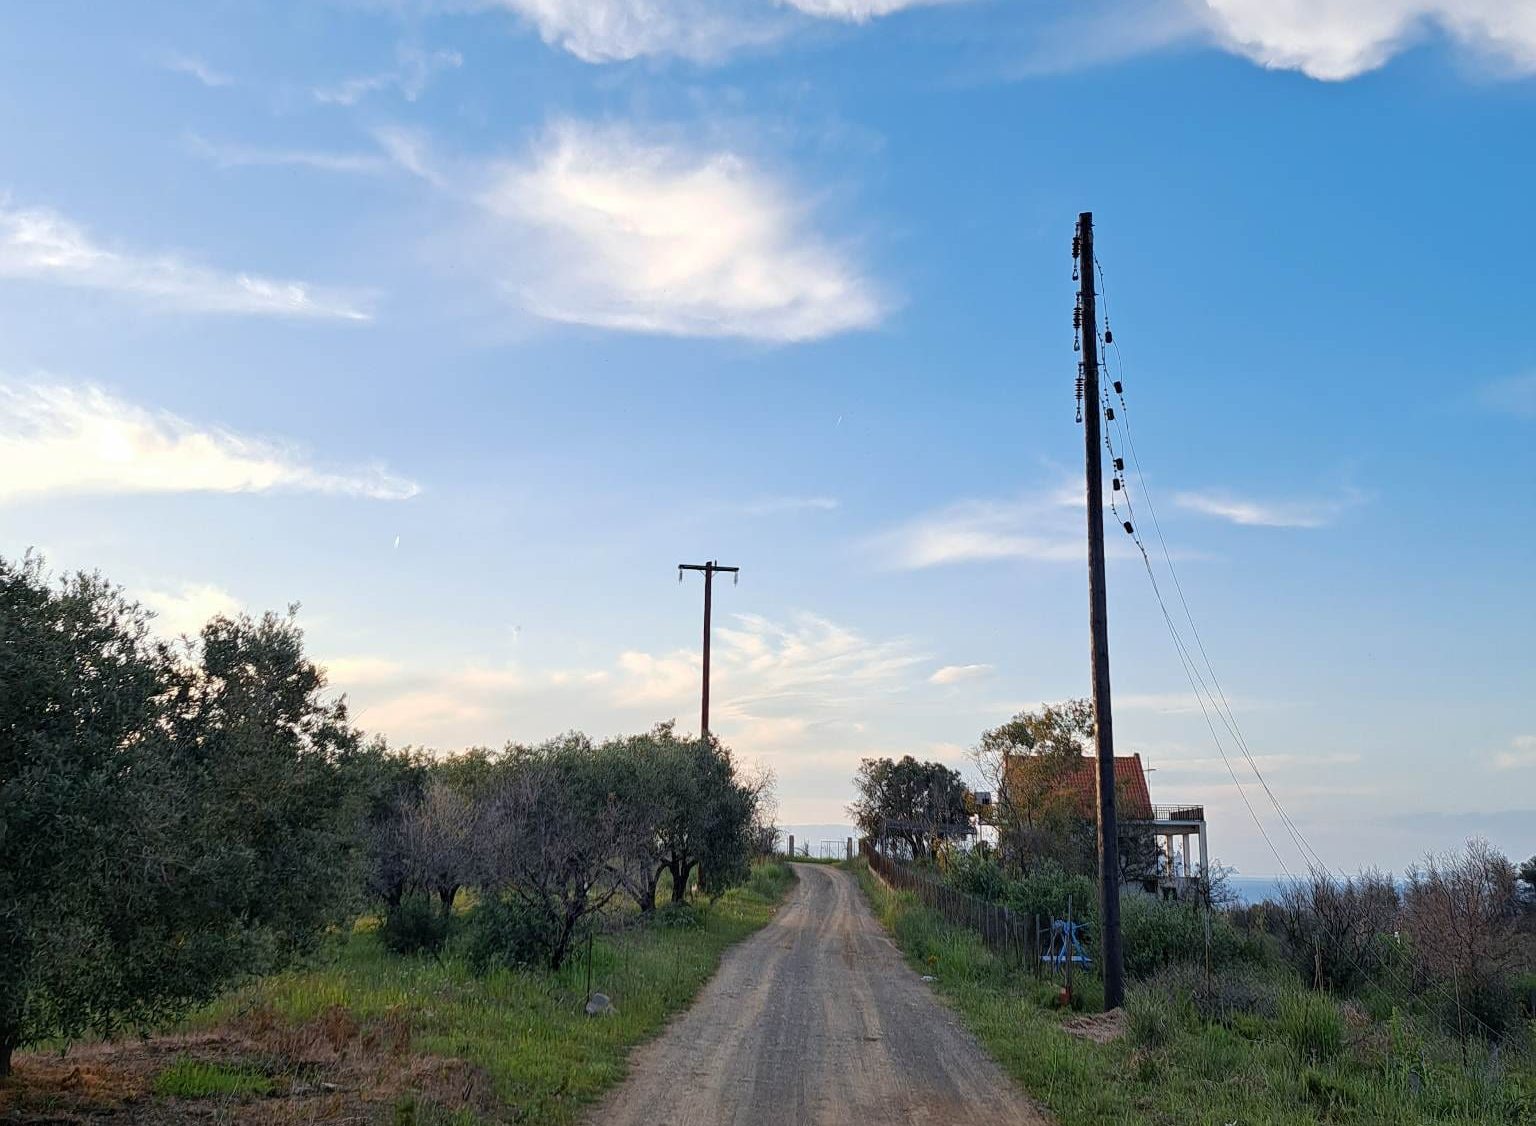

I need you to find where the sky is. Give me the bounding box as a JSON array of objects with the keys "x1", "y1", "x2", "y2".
[{"x1": 2, "y1": 0, "x2": 1534, "y2": 878}]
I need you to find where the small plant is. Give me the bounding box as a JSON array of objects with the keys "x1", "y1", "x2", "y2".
[
  {"x1": 654, "y1": 902, "x2": 704, "y2": 929},
  {"x1": 153, "y1": 1058, "x2": 274, "y2": 1098},
  {"x1": 1277, "y1": 990, "x2": 1343, "y2": 1063}
]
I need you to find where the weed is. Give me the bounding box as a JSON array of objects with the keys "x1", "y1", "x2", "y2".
[{"x1": 152, "y1": 1057, "x2": 274, "y2": 1098}]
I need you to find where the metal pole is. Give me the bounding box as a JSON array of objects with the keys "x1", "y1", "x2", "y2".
[{"x1": 1077, "y1": 211, "x2": 1125, "y2": 1010}]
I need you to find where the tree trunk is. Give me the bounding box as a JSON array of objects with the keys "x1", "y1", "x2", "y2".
[
  {"x1": 437, "y1": 885, "x2": 458, "y2": 917},
  {"x1": 0, "y1": 1031, "x2": 14, "y2": 1079},
  {"x1": 669, "y1": 858, "x2": 694, "y2": 903},
  {"x1": 639, "y1": 870, "x2": 661, "y2": 914}
]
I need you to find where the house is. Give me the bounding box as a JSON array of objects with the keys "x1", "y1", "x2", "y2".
[{"x1": 1002, "y1": 751, "x2": 1209, "y2": 899}]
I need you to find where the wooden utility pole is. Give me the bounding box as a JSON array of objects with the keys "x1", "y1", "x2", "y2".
[
  {"x1": 677, "y1": 560, "x2": 738, "y2": 739},
  {"x1": 1075, "y1": 211, "x2": 1125, "y2": 1010}
]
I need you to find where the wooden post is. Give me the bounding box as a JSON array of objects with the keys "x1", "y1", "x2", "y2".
[
  {"x1": 677, "y1": 560, "x2": 739, "y2": 740},
  {"x1": 1077, "y1": 211, "x2": 1124, "y2": 1010}
]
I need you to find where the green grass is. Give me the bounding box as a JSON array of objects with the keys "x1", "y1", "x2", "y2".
[
  {"x1": 856, "y1": 861, "x2": 1536, "y2": 1125},
  {"x1": 152, "y1": 1057, "x2": 275, "y2": 1098},
  {"x1": 189, "y1": 861, "x2": 795, "y2": 1125}
]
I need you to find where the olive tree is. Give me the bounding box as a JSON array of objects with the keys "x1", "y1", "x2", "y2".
[
  {"x1": 849, "y1": 755, "x2": 969, "y2": 860},
  {"x1": 0, "y1": 556, "x2": 369, "y2": 1075}
]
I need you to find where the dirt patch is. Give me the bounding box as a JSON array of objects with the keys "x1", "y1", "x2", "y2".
[
  {"x1": 0, "y1": 1005, "x2": 496, "y2": 1125},
  {"x1": 1061, "y1": 1007, "x2": 1127, "y2": 1044}
]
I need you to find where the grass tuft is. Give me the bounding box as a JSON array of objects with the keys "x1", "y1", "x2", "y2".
[{"x1": 152, "y1": 1057, "x2": 274, "y2": 1098}]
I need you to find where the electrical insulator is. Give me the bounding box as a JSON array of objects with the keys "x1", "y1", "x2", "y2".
[
  {"x1": 1113, "y1": 381, "x2": 1123, "y2": 394},
  {"x1": 1114, "y1": 457, "x2": 1124, "y2": 471},
  {"x1": 1072, "y1": 234, "x2": 1081, "y2": 260},
  {"x1": 1105, "y1": 407, "x2": 1116, "y2": 420},
  {"x1": 1073, "y1": 303, "x2": 1082, "y2": 330},
  {"x1": 1123, "y1": 521, "x2": 1134, "y2": 535},
  {"x1": 1112, "y1": 478, "x2": 1122, "y2": 491},
  {"x1": 1104, "y1": 328, "x2": 1114, "y2": 344}
]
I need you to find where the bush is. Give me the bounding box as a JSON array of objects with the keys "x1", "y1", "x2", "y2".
[
  {"x1": 653, "y1": 902, "x2": 704, "y2": 929},
  {"x1": 1120, "y1": 893, "x2": 1256, "y2": 978},
  {"x1": 381, "y1": 894, "x2": 451, "y2": 956},
  {"x1": 1276, "y1": 990, "x2": 1343, "y2": 1062},
  {"x1": 459, "y1": 895, "x2": 563, "y2": 973},
  {"x1": 1275, "y1": 869, "x2": 1399, "y2": 991},
  {"x1": 945, "y1": 849, "x2": 1011, "y2": 901}
]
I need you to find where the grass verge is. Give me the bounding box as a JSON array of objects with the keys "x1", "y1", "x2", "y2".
[
  {"x1": 856, "y1": 860, "x2": 1535, "y2": 1125},
  {"x1": 188, "y1": 860, "x2": 796, "y2": 1124}
]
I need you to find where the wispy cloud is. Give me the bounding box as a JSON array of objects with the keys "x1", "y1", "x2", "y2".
[
  {"x1": 1172, "y1": 487, "x2": 1363, "y2": 528},
  {"x1": 0, "y1": 381, "x2": 420, "y2": 503},
  {"x1": 140, "y1": 583, "x2": 243, "y2": 637},
  {"x1": 0, "y1": 203, "x2": 372, "y2": 320},
  {"x1": 871, "y1": 491, "x2": 1084, "y2": 569},
  {"x1": 159, "y1": 51, "x2": 232, "y2": 87},
  {"x1": 1493, "y1": 735, "x2": 1536, "y2": 771},
  {"x1": 1480, "y1": 373, "x2": 1536, "y2": 419},
  {"x1": 188, "y1": 134, "x2": 396, "y2": 176},
  {"x1": 475, "y1": 120, "x2": 883, "y2": 342},
  {"x1": 738, "y1": 495, "x2": 839, "y2": 515},
  {"x1": 313, "y1": 45, "x2": 462, "y2": 106},
  {"x1": 1192, "y1": 0, "x2": 1536, "y2": 81},
  {"x1": 929, "y1": 663, "x2": 992, "y2": 685},
  {"x1": 615, "y1": 612, "x2": 926, "y2": 718},
  {"x1": 488, "y1": 0, "x2": 952, "y2": 63}
]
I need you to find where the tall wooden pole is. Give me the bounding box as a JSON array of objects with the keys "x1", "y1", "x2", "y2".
[
  {"x1": 1076, "y1": 212, "x2": 1125, "y2": 1010},
  {"x1": 678, "y1": 560, "x2": 738, "y2": 740}
]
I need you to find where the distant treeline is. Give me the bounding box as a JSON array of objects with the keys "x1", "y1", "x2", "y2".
[{"x1": 0, "y1": 553, "x2": 772, "y2": 1076}]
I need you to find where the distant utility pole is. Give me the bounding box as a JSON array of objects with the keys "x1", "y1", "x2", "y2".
[
  {"x1": 1075, "y1": 211, "x2": 1125, "y2": 1011},
  {"x1": 677, "y1": 560, "x2": 739, "y2": 740}
]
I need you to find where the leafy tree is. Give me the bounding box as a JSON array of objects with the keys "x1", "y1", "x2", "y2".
[
  {"x1": 472, "y1": 734, "x2": 626, "y2": 970},
  {"x1": 0, "y1": 557, "x2": 370, "y2": 1075},
  {"x1": 849, "y1": 755, "x2": 969, "y2": 860}
]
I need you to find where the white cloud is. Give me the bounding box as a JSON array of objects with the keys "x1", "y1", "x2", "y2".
[
  {"x1": 489, "y1": 0, "x2": 951, "y2": 63},
  {"x1": 0, "y1": 381, "x2": 420, "y2": 503},
  {"x1": 488, "y1": 0, "x2": 781, "y2": 63},
  {"x1": 872, "y1": 493, "x2": 1085, "y2": 569},
  {"x1": 160, "y1": 51, "x2": 232, "y2": 87},
  {"x1": 1172, "y1": 487, "x2": 1362, "y2": 528},
  {"x1": 1493, "y1": 735, "x2": 1536, "y2": 771},
  {"x1": 1481, "y1": 373, "x2": 1536, "y2": 419},
  {"x1": 140, "y1": 583, "x2": 243, "y2": 637},
  {"x1": 323, "y1": 656, "x2": 408, "y2": 687},
  {"x1": 1193, "y1": 0, "x2": 1536, "y2": 81},
  {"x1": 313, "y1": 45, "x2": 462, "y2": 106},
  {"x1": 929, "y1": 663, "x2": 992, "y2": 685},
  {"x1": 477, "y1": 121, "x2": 883, "y2": 342},
  {"x1": 0, "y1": 203, "x2": 372, "y2": 320},
  {"x1": 779, "y1": 0, "x2": 954, "y2": 21}
]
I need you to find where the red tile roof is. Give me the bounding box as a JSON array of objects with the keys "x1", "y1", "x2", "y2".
[{"x1": 1005, "y1": 753, "x2": 1153, "y2": 820}]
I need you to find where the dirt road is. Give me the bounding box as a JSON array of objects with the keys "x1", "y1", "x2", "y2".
[{"x1": 587, "y1": 863, "x2": 1046, "y2": 1125}]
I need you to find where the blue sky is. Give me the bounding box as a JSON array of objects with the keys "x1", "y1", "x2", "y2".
[{"x1": 3, "y1": 0, "x2": 1534, "y2": 876}]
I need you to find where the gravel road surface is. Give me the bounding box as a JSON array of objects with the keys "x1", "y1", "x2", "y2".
[{"x1": 586, "y1": 862, "x2": 1046, "y2": 1125}]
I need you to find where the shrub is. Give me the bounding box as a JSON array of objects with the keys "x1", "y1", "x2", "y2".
[
  {"x1": 381, "y1": 893, "x2": 451, "y2": 956},
  {"x1": 945, "y1": 849, "x2": 1011, "y2": 901},
  {"x1": 460, "y1": 895, "x2": 559, "y2": 973},
  {"x1": 1119, "y1": 893, "x2": 1255, "y2": 978},
  {"x1": 1276, "y1": 990, "x2": 1343, "y2": 1062},
  {"x1": 1275, "y1": 869, "x2": 1399, "y2": 991},
  {"x1": 653, "y1": 902, "x2": 704, "y2": 929}
]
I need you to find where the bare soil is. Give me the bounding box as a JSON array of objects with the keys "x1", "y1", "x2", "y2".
[
  {"x1": 0, "y1": 1003, "x2": 495, "y2": 1124},
  {"x1": 586, "y1": 862, "x2": 1049, "y2": 1125}
]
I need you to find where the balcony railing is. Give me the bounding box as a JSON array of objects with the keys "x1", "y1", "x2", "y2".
[{"x1": 1143, "y1": 804, "x2": 1206, "y2": 822}]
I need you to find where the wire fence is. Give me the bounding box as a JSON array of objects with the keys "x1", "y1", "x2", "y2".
[{"x1": 863, "y1": 842, "x2": 1055, "y2": 979}]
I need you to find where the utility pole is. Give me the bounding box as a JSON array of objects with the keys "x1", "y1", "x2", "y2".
[
  {"x1": 677, "y1": 560, "x2": 739, "y2": 740},
  {"x1": 1075, "y1": 211, "x2": 1125, "y2": 1010}
]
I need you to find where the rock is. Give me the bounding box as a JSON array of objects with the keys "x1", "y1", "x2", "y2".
[
  {"x1": 585, "y1": 992, "x2": 617, "y2": 1016},
  {"x1": 920, "y1": 975, "x2": 937, "y2": 982}
]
